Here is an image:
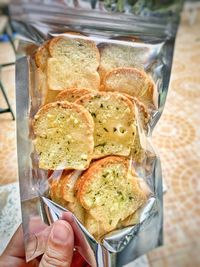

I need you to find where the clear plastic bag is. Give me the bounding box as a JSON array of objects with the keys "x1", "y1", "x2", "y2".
[
  {"x1": 11, "y1": 0, "x2": 184, "y2": 17},
  {"x1": 11, "y1": 2, "x2": 179, "y2": 266}
]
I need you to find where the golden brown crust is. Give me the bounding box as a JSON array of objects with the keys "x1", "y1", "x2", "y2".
[
  {"x1": 59, "y1": 170, "x2": 82, "y2": 203},
  {"x1": 76, "y1": 91, "x2": 134, "y2": 108},
  {"x1": 55, "y1": 88, "x2": 95, "y2": 102},
  {"x1": 49, "y1": 179, "x2": 68, "y2": 207},
  {"x1": 35, "y1": 40, "x2": 50, "y2": 70}
]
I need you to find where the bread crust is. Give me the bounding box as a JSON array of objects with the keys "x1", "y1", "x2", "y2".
[
  {"x1": 56, "y1": 88, "x2": 95, "y2": 102},
  {"x1": 35, "y1": 40, "x2": 50, "y2": 70}
]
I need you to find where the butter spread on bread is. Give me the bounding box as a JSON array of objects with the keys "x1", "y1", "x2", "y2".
[
  {"x1": 76, "y1": 92, "x2": 136, "y2": 159},
  {"x1": 33, "y1": 101, "x2": 94, "y2": 170},
  {"x1": 76, "y1": 156, "x2": 147, "y2": 232}
]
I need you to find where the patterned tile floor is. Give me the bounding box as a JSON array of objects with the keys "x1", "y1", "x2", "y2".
[
  {"x1": 0, "y1": 4, "x2": 200, "y2": 267},
  {"x1": 148, "y1": 7, "x2": 200, "y2": 267},
  {"x1": 0, "y1": 42, "x2": 17, "y2": 185}
]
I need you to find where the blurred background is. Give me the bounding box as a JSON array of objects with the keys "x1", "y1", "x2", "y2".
[{"x1": 0, "y1": 0, "x2": 200, "y2": 266}]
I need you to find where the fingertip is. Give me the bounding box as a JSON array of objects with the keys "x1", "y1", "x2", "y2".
[
  {"x1": 50, "y1": 220, "x2": 74, "y2": 245},
  {"x1": 40, "y1": 220, "x2": 74, "y2": 267}
]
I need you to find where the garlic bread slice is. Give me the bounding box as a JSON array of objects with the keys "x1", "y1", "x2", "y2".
[
  {"x1": 84, "y1": 213, "x2": 107, "y2": 239},
  {"x1": 49, "y1": 36, "x2": 100, "y2": 71},
  {"x1": 98, "y1": 43, "x2": 149, "y2": 81},
  {"x1": 102, "y1": 67, "x2": 154, "y2": 107},
  {"x1": 47, "y1": 58, "x2": 100, "y2": 91},
  {"x1": 33, "y1": 101, "x2": 94, "y2": 170},
  {"x1": 35, "y1": 40, "x2": 50, "y2": 70},
  {"x1": 76, "y1": 92, "x2": 136, "y2": 159},
  {"x1": 76, "y1": 156, "x2": 147, "y2": 232},
  {"x1": 49, "y1": 170, "x2": 85, "y2": 223}
]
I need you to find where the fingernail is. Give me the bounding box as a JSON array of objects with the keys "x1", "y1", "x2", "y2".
[{"x1": 51, "y1": 221, "x2": 71, "y2": 243}]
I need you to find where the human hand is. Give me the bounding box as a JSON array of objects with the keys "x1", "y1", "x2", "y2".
[{"x1": 0, "y1": 220, "x2": 74, "y2": 267}]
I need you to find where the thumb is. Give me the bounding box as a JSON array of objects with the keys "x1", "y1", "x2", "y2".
[{"x1": 39, "y1": 220, "x2": 74, "y2": 267}]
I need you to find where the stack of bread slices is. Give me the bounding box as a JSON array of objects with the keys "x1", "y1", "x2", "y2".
[{"x1": 33, "y1": 33, "x2": 154, "y2": 239}]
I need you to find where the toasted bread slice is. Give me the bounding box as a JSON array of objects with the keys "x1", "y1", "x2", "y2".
[
  {"x1": 35, "y1": 41, "x2": 61, "y2": 105},
  {"x1": 98, "y1": 43, "x2": 149, "y2": 81},
  {"x1": 59, "y1": 170, "x2": 82, "y2": 203},
  {"x1": 35, "y1": 40, "x2": 50, "y2": 70},
  {"x1": 124, "y1": 95, "x2": 150, "y2": 130},
  {"x1": 56, "y1": 88, "x2": 94, "y2": 103},
  {"x1": 117, "y1": 211, "x2": 139, "y2": 228},
  {"x1": 84, "y1": 213, "x2": 107, "y2": 239},
  {"x1": 47, "y1": 58, "x2": 100, "y2": 91},
  {"x1": 49, "y1": 170, "x2": 70, "y2": 206},
  {"x1": 101, "y1": 67, "x2": 154, "y2": 107},
  {"x1": 76, "y1": 92, "x2": 136, "y2": 159},
  {"x1": 76, "y1": 156, "x2": 147, "y2": 232},
  {"x1": 36, "y1": 68, "x2": 60, "y2": 105},
  {"x1": 49, "y1": 179, "x2": 66, "y2": 206},
  {"x1": 33, "y1": 101, "x2": 94, "y2": 170},
  {"x1": 123, "y1": 95, "x2": 150, "y2": 163},
  {"x1": 131, "y1": 132, "x2": 145, "y2": 163},
  {"x1": 49, "y1": 170, "x2": 85, "y2": 223},
  {"x1": 35, "y1": 41, "x2": 49, "y2": 105},
  {"x1": 49, "y1": 36, "x2": 100, "y2": 71},
  {"x1": 85, "y1": 208, "x2": 139, "y2": 239},
  {"x1": 59, "y1": 170, "x2": 85, "y2": 223},
  {"x1": 85, "y1": 209, "x2": 139, "y2": 239},
  {"x1": 36, "y1": 67, "x2": 47, "y2": 99}
]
